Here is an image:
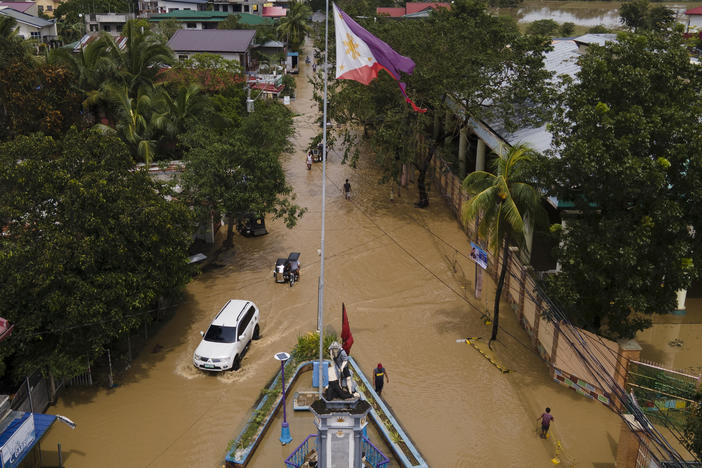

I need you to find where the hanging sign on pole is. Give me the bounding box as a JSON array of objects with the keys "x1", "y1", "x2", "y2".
[{"x1": 470, "y1": 242, "x2": 488, "y2": 270}]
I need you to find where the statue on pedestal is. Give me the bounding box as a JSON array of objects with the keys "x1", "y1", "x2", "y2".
[{"x1": 324, "y1": 341, "x2": 357, "y2": 400}]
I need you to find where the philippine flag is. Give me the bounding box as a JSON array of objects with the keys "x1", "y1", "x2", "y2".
[{"x1": 333, "y1": 3, "x2": 426, "y2": 113}]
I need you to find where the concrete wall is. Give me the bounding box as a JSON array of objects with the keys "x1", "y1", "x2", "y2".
[{"x1": 430, "y1": 155, "x2": 620, "y2": 407}]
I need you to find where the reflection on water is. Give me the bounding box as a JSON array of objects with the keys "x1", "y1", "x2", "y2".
[{"x1": 496, "y1": 1, "x2": 690, "y2": 27}]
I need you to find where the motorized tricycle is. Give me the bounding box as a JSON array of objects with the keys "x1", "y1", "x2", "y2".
[{"x1": 274, "y1": 252, "x2": 301, "y2": 287}]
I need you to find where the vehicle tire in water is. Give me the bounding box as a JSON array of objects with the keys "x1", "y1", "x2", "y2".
[
  {"x1": 290, "y1": 276, "x2": 295, "y2": 287},
  {"x1": 232, "y1": 355, "x2": 241, "y2": 371},
  {"x1": 253, "y1": 325, "x2": 260, "y2": 340}
]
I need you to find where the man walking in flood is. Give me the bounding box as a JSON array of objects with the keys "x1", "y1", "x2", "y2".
[
  {"x1": 374, "y1": 363, "x2": 389, "y2": 396},
  {"x1": 343, "y1": 179, "x2": 351, "y2": 200},
  {"x1": 537, "y1": 407, "x2": 554, "y2": 439}
]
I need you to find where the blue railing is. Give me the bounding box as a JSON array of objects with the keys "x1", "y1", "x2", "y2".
[
  {"x1": 284, "y1": 434, "x2": 317, "y2": 468},
  {"x1": 284, "y1": 434, "x2": 389, "y2": 468},
  {"x1": 362, "y1": 435, "x2": 390, "y2": 468}
]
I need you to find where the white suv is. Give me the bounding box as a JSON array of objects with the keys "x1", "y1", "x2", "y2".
[{"x1": 193, "y1": 300, "x2": 261, "y2": 371}]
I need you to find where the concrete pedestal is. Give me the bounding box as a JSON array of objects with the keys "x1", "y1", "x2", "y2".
[{"x1": 310, "y1": 398, "x2": 371, "y2": 468}]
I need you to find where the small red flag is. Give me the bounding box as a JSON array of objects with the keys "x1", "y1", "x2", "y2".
[{"x1": 341, "y1": 303, "x2": 354, "y2": 355}]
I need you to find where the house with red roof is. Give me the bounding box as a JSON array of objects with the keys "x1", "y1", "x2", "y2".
[
  {"x1": 685, "y1": 5, "x2": 702, "y2": 31},
  {"x1": 377, "y1": 2, "x2": 450, "y2": 18},
  {"x1": 0, "y1": 2, "x2": 37, "y2": 15}
]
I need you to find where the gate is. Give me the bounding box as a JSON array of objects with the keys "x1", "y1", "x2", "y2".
[{"x1": 625, "y1": 360, "x2": 700, "y2": 429}]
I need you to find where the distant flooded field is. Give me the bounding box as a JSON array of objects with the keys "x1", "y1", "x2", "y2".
[{"x1": 495, "y1": 1, "x2": 694, "y2": 28}]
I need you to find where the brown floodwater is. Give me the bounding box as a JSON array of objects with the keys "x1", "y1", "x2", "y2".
[
  {"x1": 41, "y1": 42, "x2": 622, "y2": 467},
  {"x1": 495, "y1": 1, "x2": 691, "y2": 28}
]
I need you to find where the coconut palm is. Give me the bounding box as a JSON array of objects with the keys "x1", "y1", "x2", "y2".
[
  {"x1": 153, "y1": 83, "x2": 209, "y2": 138},
  {"x1": 48, "y1": 34, "x2": 117, "y2": 110},
  {"x1": 277, "y1": 0, "x2": 312, "y2": 51},
  {"x1": 98, "y1": 84, "x2": 157, "y2": 165},
  {"x1": 462, "y1": 144, "x2": 546, "y2": 348},
  {"x1": 106, "y1": 20, "x2": 175, "y2": 97}
]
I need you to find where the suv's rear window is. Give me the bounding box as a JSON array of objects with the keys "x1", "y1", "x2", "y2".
[{"x1": 204, "y1": 325, "x2": 237, "y2": 343}]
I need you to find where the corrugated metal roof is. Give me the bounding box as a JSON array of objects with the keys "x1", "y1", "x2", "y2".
[
  {"x1": 482, "y1": 38, "x2": 590, "y2": 155},
  {"x1": 686, "y1": 6, "x2": 702, "y2": 15},
  {"x1": 573, "y1": 33, "x2": 617, "y2": 47},
  {"x1": 167, "y1": 29, "x2": 256, "y2": 53},
  {"x1": 404, "y1": 2, "x2": 450, "y2": 14},
  {"x1": 0, "y1": 2, "x2": 34, "y2": 13},
  {"x1": 262, "y1": 6, "x2": 286, "y2": 17},
  {"x1": 0, "y1": 7, "x2": 52, "y2": 27}
]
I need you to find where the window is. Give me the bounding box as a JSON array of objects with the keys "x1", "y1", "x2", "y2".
[
  {"x1": 169, "y1": 7, "x2": 178, "y2": 11},
  {"x1": 178, "y1": 54, "x2": 188, "y2": 61},
  {"x1": 204, "y1": 325, "x2": 237, "y2": 343},
  {"x1": 186, "y1": 22, "x2": 196, "y2": 28},
  {"x1": 30, "y1": 31, "x2": 40, "y2": 38},
  {"x1": 222, "y1": 5, "x2": 228, "y2": 12},
  {"x1": 37, "y1": 5, "x2": 43, "y2": 11},
  {"x1": 183, "y1": 7, "x2": 190, "y2": 10},
  {"x1": 89, "y1": 24, "x2": 98, "y2": 31},
  {"x1": 213, "y1": 4, "x2": 219, "y2": 10},
  {"x1": 46, "y1": 5, "x2": 52, "y2": 11},
  {"x1": 103, "y1": 25, "x2": 111, "y2": 32}
]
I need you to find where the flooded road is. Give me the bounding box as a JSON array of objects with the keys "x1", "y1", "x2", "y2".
[{"x1": 42, "y1": 42, "x2": 621, "y2": 467}]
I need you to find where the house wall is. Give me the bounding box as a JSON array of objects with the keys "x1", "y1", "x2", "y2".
[
  {"x1": 34, "y1": 0, "x2": 58, "y2": 16},
  {"x1": 689, "y1": 15, "x2": 702, "y2": 30},
  {"x1": 14, "y1": 21, "x2": 55, "y2": 40},
  {"x1": 160, "y1": 0, "x2": 202, "y2": 11},
  {"x1": 175, "y1": 51, "x2": 242, "y2": 62}
]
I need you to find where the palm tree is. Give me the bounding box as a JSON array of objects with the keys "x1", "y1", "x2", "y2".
[
  {"x1": 106, "y1": 20, "x2": 175, "y2": 97},
  {"x1": 277, "y1": 0, "x2": 311, "y2": 51},
  {"x1": 153, "y1": 83, "x2": 209, "y2": 137},
  {"x1": 98, "y1": 84, "x2": 157, "y2": 165},
  {"x1": 462, "y1": 144, "x2": 546, "y2": 348},
  {"x1": 48, "y1": 34, "x2": 117, "y2": 111}
]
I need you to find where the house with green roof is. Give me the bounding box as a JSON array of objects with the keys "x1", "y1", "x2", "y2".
[{"x1": 148, "y1": 10, "x2": 273, "y2": 30}]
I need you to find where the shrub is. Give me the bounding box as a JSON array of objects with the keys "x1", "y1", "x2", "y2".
[{"x1": 292, "y1": 331, "x2": 339, "y2": 363}]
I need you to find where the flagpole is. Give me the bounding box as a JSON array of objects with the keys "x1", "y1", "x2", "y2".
[{"x1": 318, "y1": 0, "x2": 330, "y2": 400}]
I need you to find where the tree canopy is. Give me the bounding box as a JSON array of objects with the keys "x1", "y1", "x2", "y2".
[
  {"x1": 0, "y1": 128, "x2": 194, "y2": 379},
  {"x1": 317, "y1": 0, "x2": 553, "y2": 205},
  {"x1": 541, "y1": 31, "x2": 702, "y2": 338}
]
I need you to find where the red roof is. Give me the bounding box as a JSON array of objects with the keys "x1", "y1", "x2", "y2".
[
  {"x1": 262, "y1": 6, "x2": 286, "y2": 17},
  {"x1": 0, "y1": 2, "x2": 34, "y2": 13},
  {"x1": 686, "y1": 6, "x2": 702, "y2": 15},
  {"x1": 405, "y1": 2, "x2": 451, "y2": 15},
  {"x1": 377, "y1": 7, "x2": 405, "y2": 17},
  {"x1": 251, "y1": 83, "x2": 285, "y2": 94}
]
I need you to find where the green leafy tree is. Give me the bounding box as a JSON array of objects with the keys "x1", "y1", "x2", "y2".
[
  {"x1": 179, "y1": 100, "x2": 303, "y2": 247},
  {"x1": 277, "y1": 0, "x2": 311, "y2": 51},
  {"x1": 0, "y1": 59, "x2": 82, "y2": 140},
  {"x1": 0, "y1": 129, "x2": 193, "y2": 379},
  {"x1": 153, "y1": 83, "x2": 211, "y2": 158},
  {"x1": 54, "y1": 0, "x2": 128, "y2": 30},
  {"x1": 542, "y1": 32, "x2": 702, "y2": 338},
  {"x1": 526, "y1": 19, "x2": 560, "y2": 36},
  {"x1": 560, "y1": 22, "x2": 575, "y2": 37},
  {"x1": 588, "y1": 25, "x2": 611, "y2": 34},
  {"x1": 155, "y1": 18, "x2": 181, "y2": 40},
  {"x1": 620, "y1": 0, "x2": 675, "y2": 32},
  {"x1": 462, "y1": 145, "x2": 545, "y2": 347}
]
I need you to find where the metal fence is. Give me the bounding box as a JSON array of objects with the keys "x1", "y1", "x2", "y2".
[
  {"x1": 10, "y1": 370, "x2": 53, "y2": 413},
  {"x1": 626, "y1": 360, "x2": 700, "y2": 429}
]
